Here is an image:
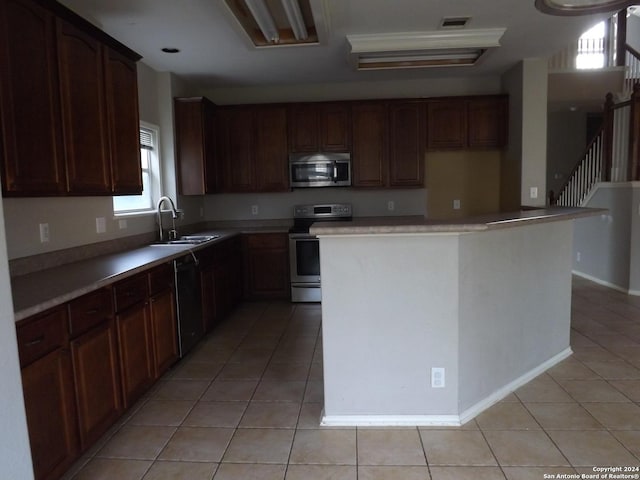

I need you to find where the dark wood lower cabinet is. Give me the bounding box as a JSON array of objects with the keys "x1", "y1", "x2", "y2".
[
  {"x1": 243, "y1": 233, "x2": 290, "y2": 300},
  {"x1": 70, "y1": 321, "x2": 122, "y2": 450},
  {"x1": 21, "y1": 349, "x2": 78, "y2": 480},
  {"x1": 116, "y1": 304, "x2": 154, "y2": 407},
  {"x1": 149, "y1": 288, "x2": 178, "y2": 377}
]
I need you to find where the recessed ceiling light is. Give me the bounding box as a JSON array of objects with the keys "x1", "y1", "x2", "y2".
[{"x1": 161, "y1": 47, "x2": 180, "y2": 53}]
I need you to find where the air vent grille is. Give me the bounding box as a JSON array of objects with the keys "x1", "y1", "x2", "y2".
[{"x1": 441, "y1": 17, "x2": 470, "y2": 29}]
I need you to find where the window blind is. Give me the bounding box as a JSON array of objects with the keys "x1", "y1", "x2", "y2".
[{"x1": 140, "y1": 128, "x2": 154, "y2": 150}]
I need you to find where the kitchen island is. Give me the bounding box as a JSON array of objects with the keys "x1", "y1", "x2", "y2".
[{"x1": 310, "y1": 207, "x2": 603, "y2": 426}]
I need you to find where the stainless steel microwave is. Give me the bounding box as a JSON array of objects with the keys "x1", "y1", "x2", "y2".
[{"x1": 289, "y1": 153, "x2": 351, "y2": 188}]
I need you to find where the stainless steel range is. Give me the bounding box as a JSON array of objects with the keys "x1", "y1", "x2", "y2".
[{"x1": 289, "y1": 203, "x2": 352, "y2": 302}]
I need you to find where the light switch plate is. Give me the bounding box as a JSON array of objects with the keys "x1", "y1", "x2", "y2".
[
  {"x1": 530, "y1": 187, "x2": 538, "y2": 199},
  {"x1": 39, "y1": 223, "x2": 50, "y2": 243},
  {"x1": 453, "y1": 199, "x2": 461, "y2": 210}
]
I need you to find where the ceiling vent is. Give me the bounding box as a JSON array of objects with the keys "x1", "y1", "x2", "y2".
[
  {"x1": 440, "y1": 17, "x2": 471, "y2": 29},
  {"x1": 224, "y1": 0, "x2": 328, "y2": 47},
  {"x1": 346, "y1": 29, "x2": 506, "y2": 71}
]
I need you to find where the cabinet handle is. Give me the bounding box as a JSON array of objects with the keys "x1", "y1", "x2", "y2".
[
  {"x1": 25, "y1": 336, "x2": 45, "y2": 347},
  {"x1": 85, "y1": 308, "x2": 99, "y2": 315}
]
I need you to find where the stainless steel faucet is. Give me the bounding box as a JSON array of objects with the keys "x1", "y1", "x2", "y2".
[{"x1": 157, "y1": 196, "x2": 180, "y2": 241}]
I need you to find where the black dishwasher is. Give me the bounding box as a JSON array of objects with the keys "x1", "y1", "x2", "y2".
[{"x1": 174, "y1": 252, "x2": 204, "y2": 357}]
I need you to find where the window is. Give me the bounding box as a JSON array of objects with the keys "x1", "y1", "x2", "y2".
[
  {"x1": 113, "y1": 123, "x2": 161, "y2": 215},
  {"x1": 576, "y1": 21, "x2": 606, "y2": 70}
]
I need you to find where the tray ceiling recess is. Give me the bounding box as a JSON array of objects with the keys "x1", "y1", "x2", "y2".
[
  {"x1": 225, "y1": 0, "x2": 327, "y2": 47},
  {"x1": 535, "y1": 0, "x2": 635, "y2": 15},
  {"x1": 346, "y1": 28, "x2": 506, "y2": 71}
]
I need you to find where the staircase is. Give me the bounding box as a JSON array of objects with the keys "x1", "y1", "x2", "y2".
[{"x1": 550, "y1": 9, "x2": 640, "y2": 207}]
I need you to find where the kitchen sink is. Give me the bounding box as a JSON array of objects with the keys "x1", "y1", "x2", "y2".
[{"x1": 151, "y1": 234, "x2": 220, "y2": 246}]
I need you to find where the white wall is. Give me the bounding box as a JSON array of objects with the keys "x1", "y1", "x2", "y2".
[
  {"x1": 205, "y1": 188, "x2": 426, "y2": 221},
  {"x1": 627, "y1": 12, "x2": 640, "y2": 55},
  {"x1": 573, "y1": 184, "x2": 632, "y2": 291},
  {"x1": 547, "y1": 110, "x2": 587, "y2": 196},
  {"x1": 458, "y1": 222, "x2": 572, "y2": 412},
  {"x1": 0, "y1": 197, "x2": 35, "y2": 479}
]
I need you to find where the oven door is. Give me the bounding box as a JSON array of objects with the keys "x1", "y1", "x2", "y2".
[{"x1": 289, "y1": 234, "x2": 320, "y2": 284}]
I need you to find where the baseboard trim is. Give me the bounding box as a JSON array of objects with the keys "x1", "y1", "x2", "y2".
[
  {"x1": 458, "y1": 347, "x2": 573, "y2": 424},
  {"x1": 572, "y1": 270, "x2": 638, "y2": 296},
  {"x1": 320, "y1": 348, "x2": 573, "y2": 427},
  {"x1": 320, "y1": 412, "x2": 461, "y2": 427}
]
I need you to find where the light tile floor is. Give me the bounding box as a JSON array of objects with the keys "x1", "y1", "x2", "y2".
[{"x1": 63, "y1": 276, "x2": 640, "y2": 479}]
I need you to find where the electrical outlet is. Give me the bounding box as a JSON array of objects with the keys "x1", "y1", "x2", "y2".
[
  {"x1": 39, "y1": 223, "x2": 50, "y2": 243},
  {"x1": 453, "y1": 199, "x2": 461, "y2": 210},
  {"x1": 118, "y1": 219, "x2": 127, "y2": 230},
  {"x1": 431, "y1": 367, "x2": 445, "y2": 388},
  {"x1": 96, "y1": 217, "x2": 106, "y2": 234},
  {"x1": 387, "y1": 200, "x2": 395, "y2": 211},
  {"x1": 530, "y1": 187, "x2": 538, "y2": 199},
  {"x1": 576, "y1": 252, "x2": 581, "y2": 262},
  {"x1": 251, "y1": 205, "x2": 259, "y2": 215}
]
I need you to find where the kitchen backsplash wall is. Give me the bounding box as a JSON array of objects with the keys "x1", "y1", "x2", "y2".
[{"x1": 204, "y1": 188, "x2": 427, "y2": 221}]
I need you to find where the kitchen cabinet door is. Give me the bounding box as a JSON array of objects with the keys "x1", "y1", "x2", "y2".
[
  {"x1": 116, "y1": 304, "x2": 154, "y2": 407},
  {"x1": 105, "y1": 48, "x2": 142, "y2": 194},
  {"x1": 427, "y1": 99, "x2": 467, "y2": 150},
  {"x1": 219, "y1": 106, "x2": 255, "y2": 192},
  {"x1": 352, "y1": 102, "x2": 388, "y2": 188},
  {"x1": 288, "y1": 103, "x2": 319, "y2": 153},
  {"x1": 468, "y1": 97, "x2": 508, "y2": 148},
  {"x1": 175, "y1": 97, "x2": 218, "y2": 195},
  {"x1": 149, "y1": 288, "x2": 178, "y2": 377},
  {"x1": 0, "y1": 0, "x2": 66, "y2": 196},
  {"x1": 255, "y1": 105, "x2": 289, "y2": 191},
  {"x1": 57, "y1": 19, "x2": 111, "y2": 194},
  {"x1": 148, "y1": 264, "x2": 178, "y2": 376},
  {"x1": 243, "y1": 233, "x2": 289, "y2": 300},
  {"x1": 71, "y1": 321, "x2": 123, "y2": 450},
  {"x1": 22, "y1": 349, "x2": 79, "y2": 480},
  {"x1": 320, "y1": 102, "x2": 351, "y2": 152},
  {"x1": 388, "y1": 101, "x2": 425, "y2": 187},
  {"x1": 18, "y1": 307, "x2": 78, "y2": 480}
]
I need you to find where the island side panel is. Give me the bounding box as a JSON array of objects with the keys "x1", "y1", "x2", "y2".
[
  {"x1": 457, "y1": 221, "x2": 573, "y2": 416},
  {"x1": 319, "y1": 234, "x2": 461, "y2": 423}
]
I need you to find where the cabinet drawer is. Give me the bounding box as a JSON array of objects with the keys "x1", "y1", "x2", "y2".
[
  {"x1": 148, "y1": 263, "x2": 174, "y2": 297},
  {"x1": 114, "y1": 275, "x2": 148, "y2": 312},
  {"x1": 17, "y1": 307, "x2": 68, "y2": 368},
  {"x1": 68, "y1": 288, "x2": 113, "y2": 338},
  {"x1": 245, "y1": 233, "x2": 287, "y2": 249}
]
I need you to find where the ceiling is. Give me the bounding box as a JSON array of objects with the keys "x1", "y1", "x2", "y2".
[{"x1": 58, "y1": 0, "x2": 614, "y2": 90}]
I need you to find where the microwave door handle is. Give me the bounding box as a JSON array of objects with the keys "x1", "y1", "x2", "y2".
[{"x1": 332, "y1": 161, "x2": 338, "y2": 183}]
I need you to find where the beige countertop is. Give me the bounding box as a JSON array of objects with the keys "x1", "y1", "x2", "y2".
[
  {"x1": 309, "y1": 207, "x2": 606, "y2": 236},
  {"x1": 11, "y1": 230, "x2": 241, "y2": 322}
]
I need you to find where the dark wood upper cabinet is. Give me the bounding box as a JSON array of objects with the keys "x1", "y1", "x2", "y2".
[
  {"x1": 352, "y1": 102, "x2": 388, "y2": 188},
  {"x1": 254, "y1": 105, "x2": 289, "y2": 191},
  {"x1": 216, "y1": 104, "x2": 289, "y2": 193},
  {"x1": 219, "y1": 106, "x2": 255, "y2": 192},
  {"x1": 289, "y1": 102, "x2": 351, "y2": 153},
  {"x1": 105, "y1": 48, "x2": 142, "y2": 194},
  {"x1": 428, "y1": 96, "x2": 508, "y2": 150},
  {"x1": 174, "y1": 97, "x2": 217, "y2": 195},
  {"x1": 427, "y1": 99, "x2": 467, "y2": 150},
  {"x1": 388, "y1": 101, "x2": 425, "y2": 187},
  {"x1": 468, "y1": 97, "x2": 508, "y2": 148},
  {"x1": 288, "y1": 103, "x2": 319, "y2": 153},
  {"x1": 0, "y1": 0, "x2": 141, "y2": 197},
  {"x1": 320, "y1": 103, "x2": 351, "y2": 152},
  {"x1": 0, "y1": 0, "x2": 66, "y2": 196},
  {"x1": 57, "y1": 19, "x2": 111, "y2": 194}
]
